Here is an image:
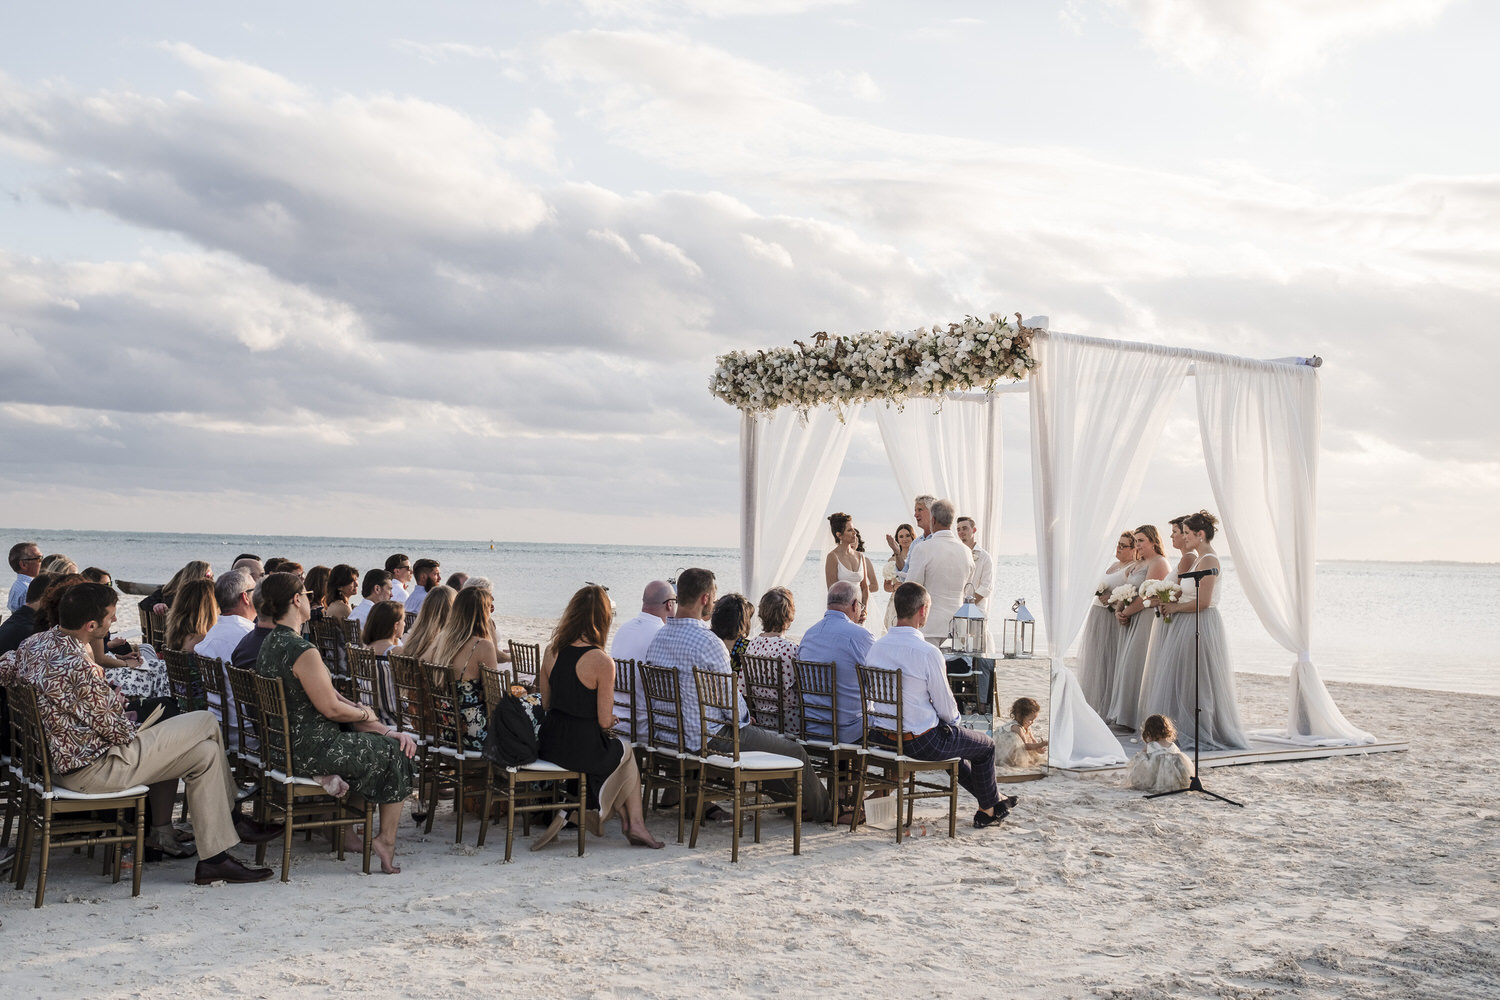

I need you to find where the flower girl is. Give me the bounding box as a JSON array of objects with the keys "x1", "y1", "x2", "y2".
[
  {"x1": 1126, "y1": 714, "x2": 1195, "y2": 793},
  {"x1": 996, "y1": 697, "x2": 1049, "y2": 767}
]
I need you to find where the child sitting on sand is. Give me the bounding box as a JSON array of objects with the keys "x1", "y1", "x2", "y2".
[
  {"x1": 996, "y1": 697, "x2": 1048, "y2": 767},
  {"x1": 1126, "y1": 714, "x2": 1195, "y2": 793}
]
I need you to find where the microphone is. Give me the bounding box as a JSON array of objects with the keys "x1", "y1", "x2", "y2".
[{"x1": 1179, "y1": 568, "x2": 1219, "y2": 581}]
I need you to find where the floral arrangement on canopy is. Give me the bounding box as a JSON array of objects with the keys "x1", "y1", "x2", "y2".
[{"x1": 709, "y1": 312, "x2": 1038, "y2": 415}]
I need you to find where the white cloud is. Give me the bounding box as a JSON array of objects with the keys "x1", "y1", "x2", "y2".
[
  {"x1": 573, "y1": 0, "x2": 855, "y2": 19},
  {"x1": 1108, "y1": 0, "x2": 1457, "y2": 82},
  {"x1": 392, "y1": 40, "x2": 505, "y2": 63}
]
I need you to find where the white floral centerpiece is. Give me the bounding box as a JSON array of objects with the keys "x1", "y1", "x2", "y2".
[{"x1": 709, "y1": 312, "x2": 1039, "y2": 415}]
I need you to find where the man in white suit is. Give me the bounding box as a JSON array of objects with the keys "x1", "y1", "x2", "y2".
[{"x1": 900, "y1": 498, "x2": 973, "y2": 642}]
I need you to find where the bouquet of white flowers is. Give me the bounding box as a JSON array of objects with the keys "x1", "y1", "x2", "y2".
[
  {"x1": 1107, "y1": 584, "x2": 1138, "y2": 613},
  {"x1": 1094, "y1": 581, "x2": 1111, "y2": 606},
  {"x1": 1140, "y1": 579, "x2": 1183, "y2": 622}
]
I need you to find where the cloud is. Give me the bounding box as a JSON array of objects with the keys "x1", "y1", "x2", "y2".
[
  {"x1": 1107, "y1": 0, "x2": 1458, "y2": 82},
  {"x1": 392, "y1": 40, "x2": 505, "y2": 63},
  {"x1": 572, "y1": 0, "x2": 855, "y2": 20}
]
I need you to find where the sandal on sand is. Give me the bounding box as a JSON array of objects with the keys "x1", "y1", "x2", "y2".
[{"x1": 530, "y1": 810, "x2": 569, "y2": 852}]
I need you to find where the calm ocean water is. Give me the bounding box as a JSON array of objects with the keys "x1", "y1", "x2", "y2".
[{"x1": 8, "y1": 528, "x2": 1498, "y2": 696}]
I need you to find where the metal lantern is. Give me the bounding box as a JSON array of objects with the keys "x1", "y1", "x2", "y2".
[
  {"x1": 948, "y1": 597, "x2": 987, "y2": 654},
  {"x1": 1003, "y1": 597, "x2": 1036, "y2": 659}
]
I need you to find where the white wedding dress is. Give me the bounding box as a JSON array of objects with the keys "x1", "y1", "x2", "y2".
[{"x1": 1136, "y1": 556, "x2": 1249, "y2": 751}]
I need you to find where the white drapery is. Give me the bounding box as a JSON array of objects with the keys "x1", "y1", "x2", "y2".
[
  {"x1": 1195, "y1": 359, "x2": 1374, "y2": 746},
  {"x1": 740, "y1": 406, "x2": 863, "y2": 599},
  {"x1": 872, "y1": 395, "x2": 1004, "y2": 551},
  {"x1": 1030, "y1": 332, "x2": 1194, "y2": 767}
]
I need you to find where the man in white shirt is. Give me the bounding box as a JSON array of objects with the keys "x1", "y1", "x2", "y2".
[
  {"x1": 350, "y1": 569, "x2": 393, "y2": 630},
  {"x1": 610, "y1": 580, "x2": 675, "y2": 740},
  {"x1": 866, "y1": 582, "x2": 1013, "y2": 829},
  {"x1": 956, "y1": 515, "x2": 997, "y2": 664},
  {"x1": 404, "y1": 558, "x2": 442, "y2": 613},
  {"x1": 195, "y1": 568, "x2": 257, "y2": 728},
  {"x1": 7, "y1": 541, "x2": 41, "y2": 612},
  {"x1": 901, "y1": 499, "x2": 974, "y2": 641},
  {"x1": 384, "y1": 554, "x2": 412, "y2": 605}
]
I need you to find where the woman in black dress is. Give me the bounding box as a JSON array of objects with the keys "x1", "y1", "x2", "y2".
[{"x1": 537, "y1": 585, "x2": 663, "y2": 849}]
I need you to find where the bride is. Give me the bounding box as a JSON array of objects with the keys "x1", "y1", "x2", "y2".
[
  {"x1": 1137, "y1": 510, "x2": 1249, "y2": 750},
  {"x1": 1077, "y1": 532, "x2": 1137, "y2": 716}
]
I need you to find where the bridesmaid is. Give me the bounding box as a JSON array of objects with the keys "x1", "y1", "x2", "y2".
[
  {"x1": 1137, "y1": 510, "x2": 1249, "y2": 750},
  {"x1": 1105, "y1": 524, "x2": 1169, "y2": 730},
  {"x1": 1077, "y1": 532, "x2": 1137, "y2": 716}
]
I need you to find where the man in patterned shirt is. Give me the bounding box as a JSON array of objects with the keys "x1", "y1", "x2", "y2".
[
  {"x1": 0, "y1": 583, "x2": 281, "y2": 884},
  {"x1": 644, "y1": 568, "x2": 829, "y2": 822}
]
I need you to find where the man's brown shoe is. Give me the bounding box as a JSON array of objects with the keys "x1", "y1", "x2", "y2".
[
  {"x1": 234, "y1": 817, "x2": 285, "y2": 844},
  {"x1": 194, "y1": 855, "x2": 274, "y2": 885}
]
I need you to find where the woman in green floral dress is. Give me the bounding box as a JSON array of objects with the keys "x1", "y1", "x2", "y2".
[{"x1": 255, "y1": 572, "x2": 417, "y2": 874}]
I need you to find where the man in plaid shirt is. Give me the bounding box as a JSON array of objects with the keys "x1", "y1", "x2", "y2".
[{"x1": 644, "y1": 568, "x2": 830, "y2": 822}]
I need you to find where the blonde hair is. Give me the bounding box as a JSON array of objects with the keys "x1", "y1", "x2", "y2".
[
  {"x1": 163, "y1": 560, "x2": 213, "y2": 606},
  {"x1": 1141, "y1": 714, "x2": 1176, "y2": 743},
  {"x1": 430, "y1": 586, "x2": 494, "y2": 667},
  {"x1": 165, "y1": 578, "x2": 218, "y2": 651},
  {"x1": 402, "y1": 585, "x2": 455, "y2": 661}
]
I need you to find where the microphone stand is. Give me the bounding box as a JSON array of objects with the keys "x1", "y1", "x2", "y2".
[{"x1": 1146, "y1": 566, "x2": 1243, "y2": 807}]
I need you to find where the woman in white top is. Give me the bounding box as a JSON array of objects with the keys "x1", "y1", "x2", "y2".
[
  {"x1": 881, "y1": 523, "x2": 915, "y2": 632},
  {"x1": 824, "y1": 513, "x2": 876, "y2": 624},
  {"x1": 1137, "y1": 510, "x2": 1249, "y2": 750},
  {"x1": 1105, "y1": 525, "x2": 1169, "y2": 730},
  {"x1": 1077, "y1": 533, "x2": 1137, "y2": 716}
]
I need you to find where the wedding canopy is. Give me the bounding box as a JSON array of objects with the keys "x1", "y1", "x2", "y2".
[{"x1": 726, "y1": 324, "x2": 1374, "y2": 769}]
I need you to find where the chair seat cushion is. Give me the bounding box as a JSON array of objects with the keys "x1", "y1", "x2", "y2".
[
  {"x1": 267, "y1": 770, "x2": 326, "y2": 787},
  {"x1": 864, "y1": 748, "x2": 961, "y2": 764},
  {"x1": 42, "y1": 782, "x2": 151, "y2": 800},
  {"x1": 507, "y1": 758, "x2": 572, "y2": 775},
  {"x1": 704, "y1": 751, "x2": 804, "y2": 771},
  {"x1": 432, "y1": 747, "x2": 485, "y2": 760}
]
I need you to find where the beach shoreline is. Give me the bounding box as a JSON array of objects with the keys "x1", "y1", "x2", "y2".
[{"x1": 3, "y1": 671, "x2": 1495, "y2": 998}]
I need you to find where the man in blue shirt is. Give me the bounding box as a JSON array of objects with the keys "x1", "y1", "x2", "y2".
[
  {"x1": 645, "y1": 568, "x2": 829, "y2": 822},
  {"x1": 797, "y1": 580, "x2": 874, "y2": 746}
]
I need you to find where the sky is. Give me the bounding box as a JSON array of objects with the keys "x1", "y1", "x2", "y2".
[{"x1": 1, "y1": 0, "x2": 1496, "y2": 562}]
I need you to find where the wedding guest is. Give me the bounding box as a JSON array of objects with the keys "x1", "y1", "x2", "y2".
[
  {"x1": 304, "y1": 565, "x2": 331, "y2": 617},
  {"x1": 955, "y1": 515, "x2": 997, "y2": 659},
  {"x1": 1137, "y1": 511, "x2": 1248, "y2": 750},
  {"x1": 900, "y1": 499, "x2": 973, "y2": 641},
  {"x1": 710, "y1": 593, "x2": 754, "y2": 671},
  {"x1": 232, "y1": 557, "x2": 265, "y2": 583},
  {"x1": 0, "y1": 573, "x2": 55, "y2": 655},
  {"x1": 165, "y1": 578, "x2": 218, "y2": 653},
  {"x1": 234, "y1": 553, "x2": 261, "y2": 566},
  {"x1": 743, "y1": 587, "x2": 800, "y2": 710},
  {"x1": 323, "y1": 564, "x2": 359, "y2": 620},
  {"x1": 81, "y1": 567, "x2": 134, "y2": 654},
  {"x1": 535, "y1": 584, "x2": 664, "y2": 849},
  {"x1": 361, "y1": 600, "x2": 406, "y2": 654},
  {"x1": 995, "y1": 696, "x2": 1048, "y2": 768},
  {"x1": 881, "y1": 523, "x2": 915, "y2": 632},
  {"x1": 1078, "y1": 532, "x2": 1137, "y2": 717},
  {"x1": 195, "y1": 569, "x2": 257, "y2": 729},
  {"x1": 445, "y1": 571, "x2": 469, "y2": 591},
  {"x1": 644, "y1": 568, "x2": 829, "y2": 822},
  {"x1": 7, "y1": 540, "x2": 42, "y2": 611},
  {"x1": 404, "y1": 558, "x2": 442, "y2": 614},
  {"x1": 231, "y1": 577, "x2": 277, "y2": 671},
  {"x1": 384, "y1": 554, "x2": 413, "y2": 605},
  {"x1": 254, "y1": 572, "x2": 416, "y2": 875},
  {"x1": 277, "y1": 560, "x2": 303, "y2": 577},
  {"x1": 866, "y1": 583, "x2": 1012, "y2": 828},
  {"x1": 825, "y1": 513, "x2": 877, "y2": 616},
  {"x1": 610, "y1": 580, "x2": 675, "y2": 737},
  {"x1": 430, "y1": 586, "x2": 499, "y2": 750},
  {"x1": 1106, "y1": 525, "x2": 1170, "y2": 730},
  {"x1": 41, "y1": 554, "x2": 77, "y2": 576},
  {"x1": 401, "y1": 584, "x2": 455, "y2": 662},
  {"x1": 796, "y1": 580, "x2": 872, "y2": 746},
  {"x1": 350, "y1": 569, "x2": 393, "y2": 630},
  {"x1": 1, "y1": 582, "x2": 281, "y2": 883},
  {"x1": 1125, "y1": 714, "x2": 1194, "y2": 792}
]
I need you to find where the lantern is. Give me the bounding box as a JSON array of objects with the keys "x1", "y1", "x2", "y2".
[
  {"x1": 948, "y1": 597, "x2": 987, "y2": 655},
  {"x1": 1003, "y1": 598, "x2": 1036, "y2": 659}
]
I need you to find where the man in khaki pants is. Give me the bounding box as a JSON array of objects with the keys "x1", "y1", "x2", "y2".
[{"x1": 0, "y1": 583, "x2": 280, "y2": 884}]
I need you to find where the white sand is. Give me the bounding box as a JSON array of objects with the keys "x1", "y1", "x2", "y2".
[{"x1": 9, "y1": 613, "x2": 1497, "y2": 997}]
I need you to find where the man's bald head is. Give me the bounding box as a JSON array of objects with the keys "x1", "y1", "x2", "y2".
[{"x1": 641, "y1": 580, "x2": 677, "y2": 621}]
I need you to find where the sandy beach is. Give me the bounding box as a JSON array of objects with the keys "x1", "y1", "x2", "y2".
[{"x1": 4, "y1": 652, "x2": 1496, "y2": 998}]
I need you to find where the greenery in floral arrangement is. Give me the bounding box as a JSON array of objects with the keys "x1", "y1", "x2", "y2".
[{"x1": 709, "y1": 312, "x2": 1039, "y2": 415}]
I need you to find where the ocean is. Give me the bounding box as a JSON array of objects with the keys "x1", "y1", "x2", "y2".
[{"x1": 9, "y1": 528, "x2": 1498, "y2": 697}]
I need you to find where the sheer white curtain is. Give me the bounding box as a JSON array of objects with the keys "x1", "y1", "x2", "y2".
[
  {"x1": 740, "y1": 406, "x2": 862, "y2": 599},
  {"x1": 871, "y1": 395, "x2": 1004, "y2": 545},
  {"x1": 1031, "y1": 332, "x2": 1194, "y2": 767},
  {"x1": 1195, "y1": 359, "x2": 1374, "y2": 746}
]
